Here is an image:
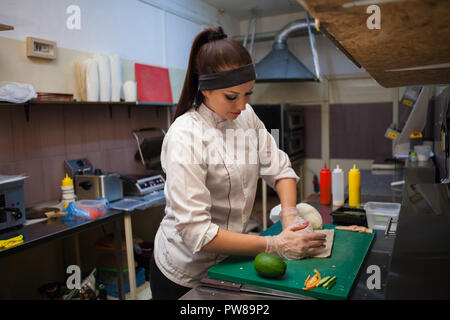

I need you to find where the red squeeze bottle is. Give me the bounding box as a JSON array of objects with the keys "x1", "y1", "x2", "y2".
[{"x1": 320, "y1": 163, "x2": 332, "y2": 205}]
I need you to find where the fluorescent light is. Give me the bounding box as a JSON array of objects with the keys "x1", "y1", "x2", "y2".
[
  {"x1": 385, "y1": 63, "x2": 450, "y2": 72},
  {"x1": 342, "y1": 0, "x2": 405, "y2": 8}
]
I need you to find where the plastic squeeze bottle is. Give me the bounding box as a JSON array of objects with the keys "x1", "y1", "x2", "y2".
[
  {"x1": 320, "y1": 163, "x2": 331, "y2": 205},
  {"x1": 332, "y1": 164, "x2": 344, "y2": 206},
  {"x1": 61, "y1": 174, "x2": 77, "y2": 208},
  {"x1": 348, "y1": 164, "x2": 361, "y2": 207}
]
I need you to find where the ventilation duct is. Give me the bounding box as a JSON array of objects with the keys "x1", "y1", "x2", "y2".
[{"x1": 255, "y1": 19, "x2": 320, "y2": 82}]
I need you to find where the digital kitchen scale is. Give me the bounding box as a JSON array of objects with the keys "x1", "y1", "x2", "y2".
[
  {"x1": 120, "y1": 174, "x2": 165, "y2": 196},
  {"x1": 108, "y1": 174, "x2": 166, "y2": 212}
]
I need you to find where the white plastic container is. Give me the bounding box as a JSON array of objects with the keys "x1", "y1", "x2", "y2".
[
  {"x1": 364, "y1": 202, "x2": 401, "y2": 231},
  {"x1": 414, "y1": 145, "x2": 431, "y2": 161},
  {"x1": 332, "y1": 164, "x2": 345, "y2": 206}
]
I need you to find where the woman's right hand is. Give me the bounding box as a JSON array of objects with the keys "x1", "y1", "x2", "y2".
[{"x1": 265, "y1": 222, "x2": 327, "y2": 260}]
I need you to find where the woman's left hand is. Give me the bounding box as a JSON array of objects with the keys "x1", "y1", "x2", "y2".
[{"x1": 281, "y1": 206, "x2": 314, "y2": 233}]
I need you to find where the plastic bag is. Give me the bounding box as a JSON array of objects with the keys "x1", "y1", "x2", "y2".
[
  {"x1": 0, "y1": 81, "x2": 37, "y2": 103},
  {"x1": 269, "y1": 204, "x2": 282, "y2": 223},
  {"x1": 269, "y1": 203, "x2": 323, "y2": 230},
  {"x1": 62, "y1": 202, "x2": 90, "y2": 221}
]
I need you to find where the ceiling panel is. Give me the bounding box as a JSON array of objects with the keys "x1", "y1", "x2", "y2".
[
  {"x1": 298, "y1": 0, "x2": 450, "y2": 87},
  {"x1": 201, "y1": 0, "x2": 305, "y2": 19}
]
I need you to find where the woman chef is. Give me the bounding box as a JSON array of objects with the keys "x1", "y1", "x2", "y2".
[{"x1": 149, "y1": 27, "x2": 326, "y2": 300}]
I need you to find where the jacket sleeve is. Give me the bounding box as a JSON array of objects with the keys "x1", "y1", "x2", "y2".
[
  {"x1": 160, "y1": 123, "x2": 219, "y2": 254},
  {"x1": 246, "y1": 105, "x2": 300, "y2": 189}
]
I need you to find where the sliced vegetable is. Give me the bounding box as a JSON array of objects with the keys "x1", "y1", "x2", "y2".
[
  {"x1": 323, "y1": 276, "x2": 337, "y2": 289},
  {"x1": 302, "y1": 269, "x2": 321, "y2": 290},
  {"x1": 304, "y1": 277, "x2": 319, "y2": 289},
  {"x1": 325, "y1": 280, "x2": 336, "y2": 290},
  {"x1": 304, "y1": 275, "x2": 311, "y2": 286},
  {"x1": 317, "y1": 276, "x2": 331, "y2": 287},
  {"x1": 323, "y1": 275, "x2": 336, "y2": 287},
  {"x1": 302, "y1": 268, "x2": 337, "y2": 292},
  {"x1": 302, "y1": 283, "x2": 318, "y2": 290}
]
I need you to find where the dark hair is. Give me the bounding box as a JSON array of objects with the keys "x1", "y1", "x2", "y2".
[{"x1": 173, "y1": 26, "x2": 253, "y2": 121}]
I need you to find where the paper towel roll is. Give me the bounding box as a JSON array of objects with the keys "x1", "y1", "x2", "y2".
[
  {"x1": 109, "y1": 54, "x2": 122, "y2": 102},
  {"x1": 94, "y1": 54, "x2": 111, "y2": 102},
  {"x1": 85, "y1": 59, "x2": 99, "y2": 102},
  {"x1": 123, "y1": 81, "x2": 137, "y2": 102}
]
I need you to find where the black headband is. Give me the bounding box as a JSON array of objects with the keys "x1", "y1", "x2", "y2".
[{"x1": 198, "y1": 64, "x2": 256, "y2": 90}]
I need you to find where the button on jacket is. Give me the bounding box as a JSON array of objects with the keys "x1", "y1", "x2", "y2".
[{"x1": 154, "y1": 103, "x2": 299, "y2": 288}]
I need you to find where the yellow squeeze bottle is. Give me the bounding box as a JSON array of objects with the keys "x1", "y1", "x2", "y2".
[
  {"x1": 61, "y1": 174, "x2": 76, "y2": 208},
  {"x1": 348, "y1": 164, "x2": 360, "y2": 207}
]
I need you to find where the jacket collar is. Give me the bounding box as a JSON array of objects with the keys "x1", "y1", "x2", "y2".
[{"x1": 197, "y1": 103, "x2": 228, "y2": 128}]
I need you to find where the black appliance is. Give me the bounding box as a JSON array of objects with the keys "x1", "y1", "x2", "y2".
[
  {"x1": 0, "y1": 178, "x2": 26, "y2": 231},
  {"x1": 252, "y1": 104, "x2": 305, "y2": 165},
  {"x1": 385, "y1": 182, "x2": 450, "y2": 299},
  {"x1": 132, "y1": 127, "x2": 165, "y2": 175}
]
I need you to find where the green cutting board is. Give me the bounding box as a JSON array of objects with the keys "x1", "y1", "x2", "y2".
[{"x1": 207, "y1": 223, "x2": 375, "y2": 300}]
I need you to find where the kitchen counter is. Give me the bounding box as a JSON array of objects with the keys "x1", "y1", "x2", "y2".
[
  {"x1": 0, "y1": 208, "x2": 124, "y2": 259},
  {"x1": 181, "y1": 167, "x2": 406, "y2": 300}
]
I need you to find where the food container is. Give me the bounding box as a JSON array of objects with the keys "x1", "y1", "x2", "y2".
[
  {"x1": 414, "y1": 145, "x2": 432, "y2": 161},
  {"x1": 364, "y1": 202, "x2": 401, "y2": 231},
  {"x1": 74, "y1": 199, "x2": 108, "y2": 219},
  {"x1": 331, "y1": 206, "x2": 366, "y2": 227}
]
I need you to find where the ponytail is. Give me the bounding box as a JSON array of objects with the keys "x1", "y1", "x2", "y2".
[
  {"x1": 173, "y1": 29, "x2": 213, "y2": 121},
  {"x1": 173, "y1": 26, "x2": 252, "y2": 122}
]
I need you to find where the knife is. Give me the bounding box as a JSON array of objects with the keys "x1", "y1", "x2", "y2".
[{"x1": 199, "y1": 278, "x2": 315, "y2": 300}]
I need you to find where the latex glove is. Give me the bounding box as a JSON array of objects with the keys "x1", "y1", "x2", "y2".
[
  {"x1": 290, "y1": 216, "x2": 314, "y2": 234},
  {"x1": 281, "y1": 207, "x2": 314, "y2": 233},
  {"x1": 265, "y1": 223, "x2": 327, "y2": 260}
]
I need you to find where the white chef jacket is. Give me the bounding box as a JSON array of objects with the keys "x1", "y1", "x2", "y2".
[{"x1": 154, "y1": 103, "x2": 299, "y2": 288}]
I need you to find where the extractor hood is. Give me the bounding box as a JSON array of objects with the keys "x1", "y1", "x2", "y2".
[{"x1": 255, "y1": 19, "x2": 319, "y2": 83}]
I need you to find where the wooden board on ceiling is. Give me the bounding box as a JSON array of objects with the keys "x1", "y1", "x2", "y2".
[
  {"x1": 298, "y1": 0, "x2": 450, "y2": 88},
  {"x1": 0, "y1": 24, "x2": 14, "y2": 31}
]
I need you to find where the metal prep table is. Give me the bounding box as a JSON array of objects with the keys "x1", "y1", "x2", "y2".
[
  {"x1": 0, "y1": 208, "x2": 128, "y2": 298},
  {"x1": 0, "y1": 189, "x2": 166, "y2": 300},
  {"x1": 109, "y1": 190, "x2": 165, "y2": 299}
]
